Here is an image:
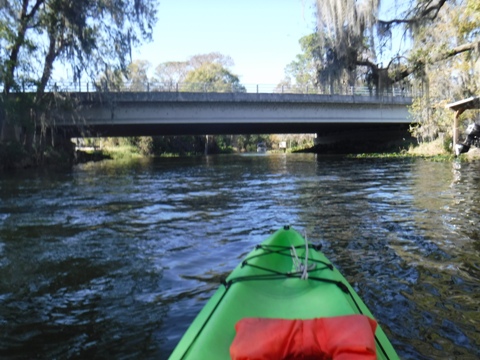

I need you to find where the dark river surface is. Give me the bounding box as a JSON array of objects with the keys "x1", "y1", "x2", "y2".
[{"x1": 1, "y1": 154, "x2": 480, "y2": 359}]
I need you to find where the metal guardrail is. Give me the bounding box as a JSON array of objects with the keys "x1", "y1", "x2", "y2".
[{"x1": 4, "y1": 81, "x2": 417, "y2": 98}]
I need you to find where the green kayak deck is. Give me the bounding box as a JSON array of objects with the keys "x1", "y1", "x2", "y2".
[{"x1": 170, "y1": 226, "x2": 399, "y2": 359}]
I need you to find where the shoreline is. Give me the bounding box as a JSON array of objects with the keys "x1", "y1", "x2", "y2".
[{"x1": 2, "y1": 140, "x2": 480, "y2": 172}]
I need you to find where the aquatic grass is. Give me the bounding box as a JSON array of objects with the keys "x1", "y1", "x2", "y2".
[
  {"x1": 350, "y1": 138, "x2": 480, "y2": 162},
  {"x1": 350, "y1": 151, "x2": 457, "y2": 161},
  {"x1": 102, "y1": 145, "x2": 144, "y2": 160},
  {"x1": 407, "y1": 138, "x2": 448, "y2": 157},
  {"x1": 157, "y1": 152, "x2": 180, "y2": 157}
]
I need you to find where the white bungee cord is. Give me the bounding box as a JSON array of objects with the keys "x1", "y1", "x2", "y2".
[{"x1": 290, "y1": 232, "x2": 315, "y2": 280}]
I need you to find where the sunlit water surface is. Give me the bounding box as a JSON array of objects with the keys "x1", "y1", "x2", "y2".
[{"x1": 0, "y1": 154, "x2": 479, "y2": 359}]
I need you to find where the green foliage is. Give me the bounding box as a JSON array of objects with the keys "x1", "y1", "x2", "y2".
[
  {"x1": 150, "y1": 52, "x2": 245, "y2": 92},
  {"x1": 153, "y1": 61, "x2": 189, "y2": 90},
  {"x1": 3, "y1": 93, "x2": 36, "y2": 130},
  {"x1": 315, "y1": 0, "x2": 378, "y2": 89},
  {"x1": 1, "y1": 0, "x2": 158, "y2": 92},
  {"x1": 0, "y1": 141, "x2": 28, "y2": 170},
  {"x1": 152, "y1": 136, "x2": 204, "y2": 156},
  {"x1": 183, "y1": 63, "x2": 245, "y2": 92},
  {"x1": 104, "y1": 137, "x2": 154, "y2": 156},
  {"x1": 281, "y1": 34, "x2": 320, "y2": 92},
  {"x1": 232, "y1": 134, "x2": 268, "y2": 152},
  {"x1": 299, "y1": 0, "x2": 480, "y2": 143},
  {"x1": 212, "y1": 135, "x2": 236, "y2": 153},
  {"x1": 71, "y1": 133, "x2": 320, "y2": 161},
  {"x1": 408, "y1": 1, "x2": 480, "y2": 141},
  {"x1": 94, "y1": 68, "x2": 126, "y2": 91},
  {"x1": 137, "y1": 136, "x2": 154, "y2": 155},
  {"x1": 125, "y1": 60, "x2": 151, "y2": 91},
  {"x1": 96, "y1": 51, "x2": 246, "y2": 93},
  {"x1": 0, "y1": 0, "x2": 159, "y2": 168}
]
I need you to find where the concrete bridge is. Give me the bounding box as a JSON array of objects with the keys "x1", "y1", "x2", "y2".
[{"x1": 57, "y1": 91, "x2": 413, "y2": 141}]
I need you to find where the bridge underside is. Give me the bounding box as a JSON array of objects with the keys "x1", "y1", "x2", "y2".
[
  {"x1": 56, "y1": 122, "x2": 410, "y2": 138},
  {"x1": 52, "y1": 122, "x2": 413, "y2": 154}
]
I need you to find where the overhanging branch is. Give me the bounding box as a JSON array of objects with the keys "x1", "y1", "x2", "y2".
[
  {"x1": 354, "y1": 39, "x2": 479, "y2": 85},
  {"x1": 378, "y1": 0, "x2": 447, "y2": 28},
  {"x1": 441, "y1": 41, "x2": 480, "y2": 60}
]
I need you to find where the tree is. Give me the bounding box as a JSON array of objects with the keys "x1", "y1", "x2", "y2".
[
  {"x1": 315, "y1": 0, "x2": 379, "y2": 93},
  {"x1": 152, "y1": 52, "x2": 245, "y2": 92},
  {"x1": 311, "y1": 0, "x2": 480, "y2": 141},
  {"x1": 124, "y1": 60, "x2": 151, "y2": 91},
  {"x1": 0, "y1": 0, "x2": 157, "y2": 96},
  {"x1": 183, "y1": 62, "x2": 245, "y2": 92},
  {"x1": 187, "y1": 52, "x2": 234, "y2": 69},
  {"x1": 407, "y1": 0, "x2": 480, "y2": 141},
  {"x1": 39, "y1": 0, "x2": 157, "y2": 91},
  {"x1": 313, "y1": 0, "x2": 479, "y2": 95},
  {"x1": 279, "y1": 34, "x2": 320, "y2": 93},
  {"x1": 0, "y1": 0, "x2": 158, "y2": 156},
  {"x1": 152, "y1": 61, "x2": 189, "y2": 91}
]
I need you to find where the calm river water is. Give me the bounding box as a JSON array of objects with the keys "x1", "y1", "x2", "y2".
[{"x1": 0, "y1": 154, "x2": 479, "y2": 359}]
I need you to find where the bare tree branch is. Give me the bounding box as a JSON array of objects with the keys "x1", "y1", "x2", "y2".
[
  {"x1": 378, "y1": 0, "x2": 447, "y2": 27},
  {"x1": 355, "y1": 38, "x2": 479, "y2": 86},
  {"x1": 441, "y1": 41, "x2": 480, "y2": 60}
]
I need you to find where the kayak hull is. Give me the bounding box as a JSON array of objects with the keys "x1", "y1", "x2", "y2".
[{"x1": 169, "y1": 227, "x2": 399, "y2": 359}]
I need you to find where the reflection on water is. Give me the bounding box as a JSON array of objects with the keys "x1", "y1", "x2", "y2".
[{"x1": 0, "y1": 154, "x2": 479, "y2": 359}]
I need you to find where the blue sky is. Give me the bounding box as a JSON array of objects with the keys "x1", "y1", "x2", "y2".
[{"x1": 133, "y1": 0, "x2": 317, "y2": 85}]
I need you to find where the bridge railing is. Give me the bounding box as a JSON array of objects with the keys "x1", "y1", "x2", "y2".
[{"x1": 6, "y1": 80, "x2": 417, "y2": 98}]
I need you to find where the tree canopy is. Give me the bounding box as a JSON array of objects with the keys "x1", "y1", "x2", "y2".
[
  {"x1": 0, "y1": 0, "x2": 158, "y2": 154},
  {"x1": 151, "y1": 52, "x2": 245, "y2": 92},
  {"x1": 182, "y1": 62, "x2": 245, "y2": 92},
  {"x1": 309, "y1": 0, "x2": 479, "y2": 92},
  {"x1": 1, "y1": 0, "x2": 158, "y2": 94},
  {"x1": 278, "y1": 34, "x2": 320, "y2": 93}
]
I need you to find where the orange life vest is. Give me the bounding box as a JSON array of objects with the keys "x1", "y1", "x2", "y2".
[{"x1": 230, "y1": 314, "x2": 377, "y2": 360}]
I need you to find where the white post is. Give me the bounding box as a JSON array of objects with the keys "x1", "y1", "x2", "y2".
[{"x1": 453, "y1": 111, "x2": 457, "y2": 146}]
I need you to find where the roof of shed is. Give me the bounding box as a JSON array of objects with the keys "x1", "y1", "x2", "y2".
[{"x1": 446, "y1": 96, "x2": 480, "y2": 112}]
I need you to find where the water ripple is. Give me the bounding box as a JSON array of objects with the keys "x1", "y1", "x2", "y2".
[{"x1": 0, "y1": 155, "x2": 480, "y2": 359}]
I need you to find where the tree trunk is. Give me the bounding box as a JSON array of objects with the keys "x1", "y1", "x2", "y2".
[{"x1": 1, "y1": 0, "x2": 45, "y2": 142}]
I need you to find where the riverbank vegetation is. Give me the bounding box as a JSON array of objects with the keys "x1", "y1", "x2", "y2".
[{"x1": 75, "y1": 134, "x2": 315, "y2": 159}]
